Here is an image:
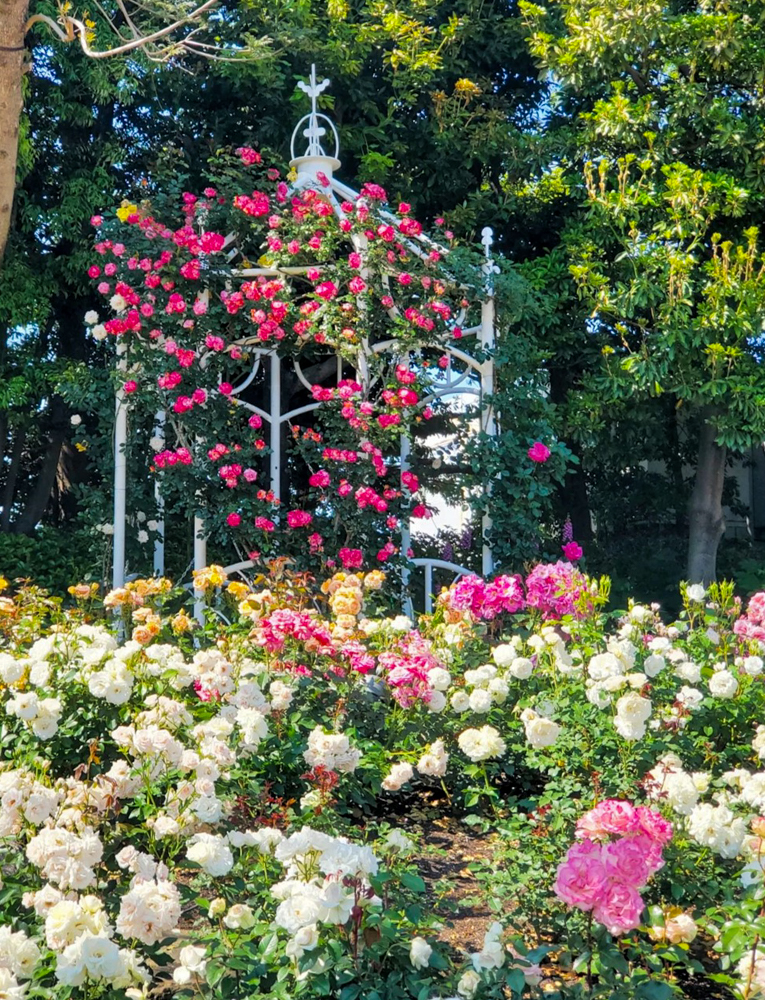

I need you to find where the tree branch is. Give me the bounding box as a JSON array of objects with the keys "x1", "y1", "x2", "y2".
[{"x1": 26, "y1": 0, "x2": 219, "y2": 59}]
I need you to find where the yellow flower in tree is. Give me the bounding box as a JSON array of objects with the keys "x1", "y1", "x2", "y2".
[{"x1": 454, "y1": 78, "x2": 481, "y2": 100}]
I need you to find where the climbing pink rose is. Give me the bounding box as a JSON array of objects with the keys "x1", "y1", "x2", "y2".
[{"x1": 528, "y1": 441, "x2": 551, "y2": 463}]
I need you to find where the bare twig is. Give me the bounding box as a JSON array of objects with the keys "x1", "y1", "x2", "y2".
[{"x1": 26, "y1": 0, "x2": 220, "y2": 60}]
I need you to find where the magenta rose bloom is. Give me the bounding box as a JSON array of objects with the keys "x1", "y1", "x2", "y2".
[
  {"x1": 528, "y1": 441, "x2": 551, "y2": 463},
  {"x1": 554, "y1": 840, "x2": 607, "y2": 911},
  {"x1": 592, "y1": 880, "x2": 645, "y2": 936}
]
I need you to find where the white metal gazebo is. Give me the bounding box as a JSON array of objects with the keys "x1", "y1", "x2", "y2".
[{"x1": 111, "y1": 66, "x2": 498, "y2": 612}]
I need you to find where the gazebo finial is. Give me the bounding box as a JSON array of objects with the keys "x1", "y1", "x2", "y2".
[
  {"x1": 290, "y1": 65, "x2": 340, "y2": 168},
  {"x1": 296, "y1": 65, "x2": 331, "y2": 157}
]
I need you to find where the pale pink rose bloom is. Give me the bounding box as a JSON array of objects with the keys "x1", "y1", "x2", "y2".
[{"x1": 576, "y1": 799, "x2": 639, "y2": 840}]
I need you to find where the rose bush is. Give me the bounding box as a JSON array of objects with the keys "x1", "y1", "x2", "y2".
[{"x1": 1, "y1": 565, "x2": 765, "y2": 997}]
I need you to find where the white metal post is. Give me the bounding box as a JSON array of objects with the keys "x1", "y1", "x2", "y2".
[
  {"x1": 193, "y1": 515, "x2": 207, "y2": 624},
  {"x1": 153, "y1": 410, "x2": 165, "y2": 577},
  {"x1": 269, "y1": 351, "x2": 281, "y2": 499},
  {"x1": 480, "y1": 227, "x2": 497, "y2": 579},
  {"x1": 112, "y1": 341, "x2": 128, "y2": 590}
]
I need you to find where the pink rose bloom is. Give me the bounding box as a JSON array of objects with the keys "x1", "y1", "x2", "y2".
[
  {"x1": 528, "y1": 441, "x2": 551, "y2": 463},
  {"x1": 309, "y1": 470, "x2": 331, "y2": 488},
  {"x1": 602, "y1": 836, "x2": 654, "y2": 888},
  {"x1": 635, "y1": 806, "x2": 673, "y2": 847},
  {"x1": 592, "y1": 881, "x2": 644, "y2": 936},
  {"x1": 525, "y1": 561, "x2": 588, "y2": 619},
  {"x1": 287, "y1": 510, "x2": 312, "y2": 529},
  {"x1": 554, "y1": 840, "x2": 607, "y2": 911},
  {"x1": 576, "y1": 800, "x2": 639, "y2": 841},
  {"x1": 226, "y1": 513, "x2": 241, "y2": 527}
]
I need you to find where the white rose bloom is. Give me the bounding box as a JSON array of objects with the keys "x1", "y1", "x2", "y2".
[
  {"x1": 686, "y1": 584, "x2": 706, "y2": 602},
  {"x1": 692, "y1": 772, "x2": 710, "y2": 793},
  {"x1": 427, "y1": 690, "x2": 446, "y2": 714},
  {"x1": 116, "y1": 880, "x2": 181, "y2": 946},
  {"x1": 186, "y1": 834, "x2": 234, "y2": 877},
  {"x1": 471, "y1": 921, "x2": 505, "y2": 971},
  {"x1": 509, "y1": 657, "x2": 533, "y2": 680},
  {"x1": 84, "y1": 310, "x2": 99, "y2": 325},
  {"x1": 677, "y1": 686, "x2": 703, "y2": 711},
  {"x1": 7, "y1": 692, "x2": 39, "y2": 721},
  {"x1": 390, "y1": 615, "x2": 413, "y2": 632},
  {"x1": 417, "y1": 739, "x2": 449, "y2": 777},
  {"x1": 643, "y1": 654, "x2": 665, "y2": 677},
  {"x1": 675, "y1": 660, "x2": 702, "y2": 683},
  {"x1": 275, "y1": 892, "x2": 324, "y2": 935},
  {"x1": 428, "y1": 667, "x2": 451, "y2": 691},
  {"x1": 492, "y1": 644, "x2": 516, "y2": 667},
  {"x1": 458, "y1": 969, "x2": 481, "y2": 998},
  {"x1": 173, "y1": 945, "x2": 207, "y2": 984},
  {"x1": 409, "y1": 936, "x2": 432, "y2": 970},
  {"x1": 382, "y1": 762, "x2": 414, "y2": 792},
  {"x1": 744, "y1": 656, "x2": 764, "y2": 676},
  {"x1": 110, "y1": 293, "x2": 127, "y2": 313},
  {"x1": 587, "y1": 652, "x2": 623, "y2": 681},
  {"x1": 468, "y1": 688, "x2": 493, "y2": 714},
  {"x1": 709, "y1": 670, "x2": 738, "y2": 699},
  {"x1": 91, "y1": 324, "x2": 107, "y2": 341},
  {"x1": 70, "y1": 414, "x2": 82, "y2": 426},
  {"x1": 688, "y1": 803, "x2": 746, "y2": 859},
  {"x1": 223, "y1": 904, "x2": 255, "y2": 929},
  {"x1": 488, "y1": 677, "x2": 509, "y2": 703},
  {"x1": 522, "y1": 711, "x2": 561, "y2": 749},
  {"x1": 450, "y1": 691, "x2": 470, "y2": 713},
  {"x1": 292, "y1": 923, "x2": 320, "y2": 953},
  {"x1": 586, "y1": 683, "x2": 611, "y2": 709},
  {"x1": 457, "y1": 725, "x2": 506, "y2": 762}
]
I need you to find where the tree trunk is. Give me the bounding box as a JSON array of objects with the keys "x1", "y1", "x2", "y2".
[
  {"x1": 14, "y1": 399, "x2": 67, "y2": 534},
  {"x1": 687, "y1": 416, "x2": 726, "y2": 584},
  {"x1": 0, "y1": 0, "x2": 29, "y2": 263},
  {"x1": 0, "y1": 423, "x2": 26, "y2": 531}
]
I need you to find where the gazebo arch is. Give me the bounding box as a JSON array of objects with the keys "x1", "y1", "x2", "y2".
[{"x1": 110, "y1": 66, "x2": 498, "y2": 610}]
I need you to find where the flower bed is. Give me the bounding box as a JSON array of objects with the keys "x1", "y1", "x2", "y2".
[{"x1": 1, "y1": 565, "x2": 765, "y2": 998}]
